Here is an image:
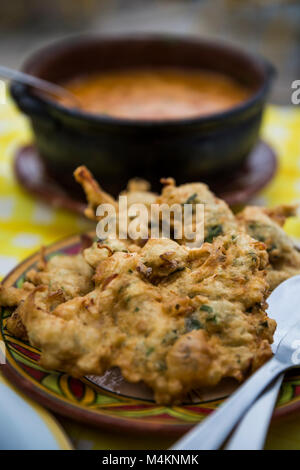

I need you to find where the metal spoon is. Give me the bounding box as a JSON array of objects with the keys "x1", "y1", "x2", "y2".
[
  {"x1": 225, "y1": 275, "x2": 300, "y2": 450},
  {"x1": 0, "y1": 65, "x2": 80, "y2": 108},
  {"x1": 172, "y1": 274, "x2": 300, "y2": 450}
]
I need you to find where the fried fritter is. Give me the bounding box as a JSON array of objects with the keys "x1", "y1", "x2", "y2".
[
  {"x1": 74, "y1": 166, "x2": 156, "y2": 222},
  {"x1": 26, "y1": 253, "x2": 94, "y2": 300},
  {"x1": 0, "y1": 282, "x2": 35, "y2": 307},
  {"x1": 237, "y1": 205, "x2": 300, "y2": 290},
  {"x1": 5, "y1": 167, "x2": 300, "y2": 404},
  {"x1": 10, "y1": 234, "x2": 274, "y2": 403},
  {"x1": 1, "y1": 249, "x2": 94, "y2": 339},
  {"x1": 0, "y1": 280, "x2": 36, "y2": 341},
  {"x1": 157, "y1": 178, "x2": 238, "y2": 245},
  {"x1": 75, "y1": 166, "x2": 237, "y2": 247},
  {"x1": 74, "y1": 166, "x2": 118, "y2": 220}
]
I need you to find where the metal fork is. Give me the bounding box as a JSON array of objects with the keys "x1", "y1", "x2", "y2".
[
  {"x1": 172, "y1": 316, "x2": 300, "y2": 449},
  {"x1": 225, "y1": 275, "x2": 300, "y2": 450}
]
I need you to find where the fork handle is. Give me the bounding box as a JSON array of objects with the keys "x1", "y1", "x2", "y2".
[
  {"x1": 172, "y1": 357, "x2": 286, "y2": 450},
  {"x1": 225, "y1": 374, "x2": 284, "y2": 450}
]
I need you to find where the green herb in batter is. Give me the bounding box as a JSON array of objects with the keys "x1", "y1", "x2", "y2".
[
  {"x1": 184, "y1": 193, "x2": 198, "y2": 204},
  {"x1": 206, "y1": 314, "x2": 218, "y2": 324},
  {"x1": 162, "y1": 330, "x2": 178, "y2": 345},
  {"x1": 205, "y1": 225, "x2": 223, "y2": 243},
  {"x1": 156, "y1": 360, "x2": 167, "y2": 371},
  {"x1": 185, "y1": 316, "x2": 204, "y2": 332},
  {"x1": 146, "y1": 346, "x2": 155, "y2": 356},
  {"x1": 200, "y1": 305, "x2": 213, "y2": 313}
]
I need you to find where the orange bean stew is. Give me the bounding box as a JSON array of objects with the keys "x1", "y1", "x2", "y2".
[{"x1": 57, "y1": 68, "x2": 251, "y2": 121}]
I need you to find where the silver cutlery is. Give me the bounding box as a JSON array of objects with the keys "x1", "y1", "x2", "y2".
[
  {"x1": 225, "y1": 275, "x2": 300, "y2": 449},
  {"x1": 0, "y1": 65, "x2": 80, "y2": 108},
  {"x1": 172, "y1": 275, "x2": 300, "y2": 450}
]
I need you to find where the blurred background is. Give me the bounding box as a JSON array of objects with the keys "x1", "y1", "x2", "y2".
[{"x1": 0, "y1": 0, "x2": 299, "y2": 104}]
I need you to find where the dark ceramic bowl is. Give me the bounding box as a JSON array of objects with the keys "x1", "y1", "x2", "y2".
[{"x1": 10, "y1": 34, "x2": 275, "y2": 195}]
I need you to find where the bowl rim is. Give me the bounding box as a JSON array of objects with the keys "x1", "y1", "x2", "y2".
[{"x1": 14, "y1": 33, "x2": 276, "y2": 128}]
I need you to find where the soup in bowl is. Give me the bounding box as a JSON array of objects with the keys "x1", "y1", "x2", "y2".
[{"x1": 57, "y1": 68, "x2": 251, "y2": 121}]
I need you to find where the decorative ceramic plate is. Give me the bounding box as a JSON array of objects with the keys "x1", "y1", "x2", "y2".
[{"x1": 1, "y1": 234, "x2": 300, "y2": 437}]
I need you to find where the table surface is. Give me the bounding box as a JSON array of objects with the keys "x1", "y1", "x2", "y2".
[{"x1": 1, "y1": 98, "x2": 300, "y2": 449}]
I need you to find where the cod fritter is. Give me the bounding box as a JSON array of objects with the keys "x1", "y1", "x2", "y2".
[
  {"x1": 2, "y1": 235, "x2": 274, "y2": 404},
  {"x1": 1, "y1": 166, "x2": 299, "y2": 404},
  {"x1": 237, "y1": 205, "x2": 300, "y2": 290}
]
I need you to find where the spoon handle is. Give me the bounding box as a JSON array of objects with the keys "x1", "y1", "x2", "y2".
[
  {"x1": 0, "y1": 65, "x2": 79, "y2": 107},
  {"x1": 224, "y1": 374, "x2": 283, "y2": 450},
  {"x1": 171, "y1": 357, "x2": 286, "y2": 450}
]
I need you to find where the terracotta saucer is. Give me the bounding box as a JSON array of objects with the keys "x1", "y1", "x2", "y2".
[{"x1": 14, "y1": 141, "x2": 277, "y2": 212}]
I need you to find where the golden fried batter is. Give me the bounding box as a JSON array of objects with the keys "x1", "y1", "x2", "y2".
[
  {"x1": 26, "y1": 253, "x2": 94, "y2": 300},
  {"x1": 0, "y1": 174, "x2": 278, "y2": 403},
  {"x1": 0, "y1": 282, "x2": 35, "y2": 307},
  {"x1": 157, "y1": 178, "x2": 238, "y2": 245},
  {"x1": 237, "y1": 205, "x2": 300, "y2": 290},
  {"x1": 7, "y1": 234, "x2": 274, "y2": 403},
  {"x1": 3, "y1": 166, "x2": 300, "y2": 404},
  {"x1": 4, "y1": 250, "x2": 94, "y2": 339},
  {"x1": 74, "y1": 166, "x2": 156, "y2": 222}
]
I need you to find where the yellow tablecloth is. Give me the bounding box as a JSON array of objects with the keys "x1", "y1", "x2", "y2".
[{"x1": 1, "y1": 98, "x2": 300, "y2": 449}]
